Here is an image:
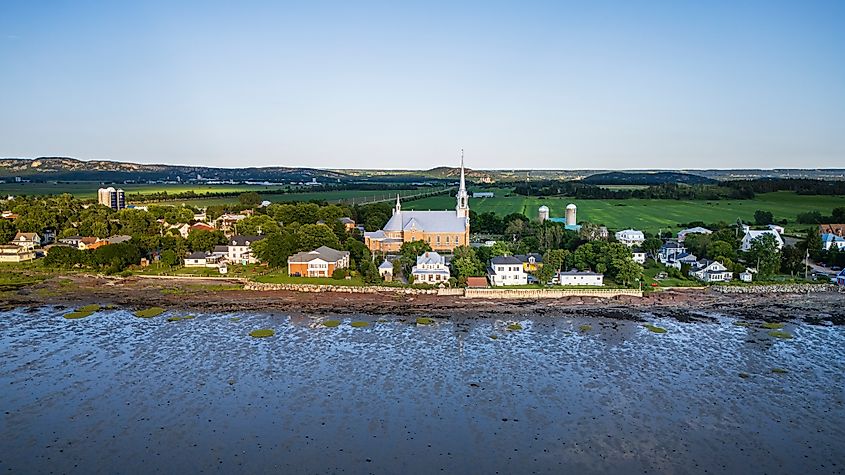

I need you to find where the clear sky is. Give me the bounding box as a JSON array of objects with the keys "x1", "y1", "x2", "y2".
[{"x1": 1, "y1": 0, "x2": 843, "y2": 170}]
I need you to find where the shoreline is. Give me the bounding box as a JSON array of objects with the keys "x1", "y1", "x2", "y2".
[{"x1": 3, "y1": 274, "x2": 843, "y2": 325}]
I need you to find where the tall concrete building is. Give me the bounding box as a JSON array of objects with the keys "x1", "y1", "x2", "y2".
[{"x1": 97, "y1": 187, "x2": 125, "y2": 210}]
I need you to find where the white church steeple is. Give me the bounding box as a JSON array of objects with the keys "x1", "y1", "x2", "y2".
[
  {"x1": 456, "y1": 148, "x2": 469, "y2": 218},
  {"x1": 393, "y1": 193, "x2": 401, "y2": 215}
]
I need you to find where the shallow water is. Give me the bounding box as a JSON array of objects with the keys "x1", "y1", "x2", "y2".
[{"x1": 1, "y1": 307, "x2": 843, "y2": 474}]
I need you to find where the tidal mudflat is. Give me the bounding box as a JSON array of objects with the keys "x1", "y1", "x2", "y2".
[{"x1": 1, "y1": 307, "x2": 843, "y2": 474}]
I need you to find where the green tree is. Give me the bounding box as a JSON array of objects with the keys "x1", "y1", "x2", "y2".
[
  {"x1": 187, "y1": 229, "x2": 227, "y2": 252},
  {"x1": 450, "y1": 246, "x2": 484, "y2": 279},
  {"x1": 754, "y1": 210, "x2": 774, "y2": 225},
  {"x1": 159, "y1": 249, "x2": 179, "y2": 268},
  {"x1": 43, "y1": 246, "x2": 85, "y2": 268},
  {"x1": 641, "y1": 237, "x2": 662, "y2": 257},
  {"x1": 236, "y1": 215, "x2": 281, "y2": 235},
  {"x1": 746, "y1": 233, "x2": 781, "y2": 277},
  {"x1": 611, "y1": 257, "x2": 643, "y2": 286},
  {"x1": 295, "y1": 224, "x2": 341, "y2": 251},
  {"x1": 543, "y1": 249, "x2": 569, "y2": 272},
  {"x1": 238, "y1": 192, "x2": 262, "y2": 207},
  {"x1": 0, "y1": 219, "x2": 15, "y2": 242},
  {"x1": 780, "y1": 245, "x2": 805, "y2": 276},
  {"x1": 252, "y1": 231, "x2": 299, "y2": 267},
  {"x1": 707, "y1": 240, "x2": 736, "y2": 261}
]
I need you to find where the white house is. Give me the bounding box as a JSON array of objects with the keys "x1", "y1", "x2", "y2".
[
  {"x1": 767, "y1": 224, "x2": 785, "y2": 234},
  {"x1": 667, "y1": 252, "x2": 699, "y2": 270},
  {"x1": 615, "y1": 229, "x2": 645, "y2": 247},
  {"x1": 740, "y1": 230, "x2": 784, "y2": 252},
  {"x1": 488, "y1": 256, "x2": 527, "y2": 286},
  {"x1": 739, "y1": 268, "x2": 755, "y2": 282},
  {"x1": 378, "y1": 260, "x2": 394, "y2": 282},
  {"x1": 821, "y1": 233, "x2": 845, "y2": 251},
  {"x1": 632, "y1": 251, "x2": 646, "y2": 264},
  {"x1": 837, "y1": 269, "x2": 845, "y2": 286},
  {"x1": 689, "y1": 260, "x2": 733, "y2": 283},
  {"x1": 677, "y1": 226, "x2": 712, "y2": 242},
  {"x1": 555, "y1": 269, "x2": 604, "y2": 286},
  {"x1": 657, "y1": 241, "x2": 686, "y2": 264},
  {"x1": 184, "y1": 251, "x2": 223, "y2": 268},
  {"x1": 411, "y1": 251, "x2": 451, "y2": 284},
  {"x1": 227, "y1": 235, "x2": 266, "y2": 265},
  {"x1": 11, "y1": 232, "x2": 40, "y2": 250},
  {"x1": 472, "y1": 192, "x2": 494, "y2": 198}
]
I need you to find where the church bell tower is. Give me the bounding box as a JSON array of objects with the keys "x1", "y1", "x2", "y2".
[{"x1": 456, "y1": 149, "x2": 469, "y2": 219}]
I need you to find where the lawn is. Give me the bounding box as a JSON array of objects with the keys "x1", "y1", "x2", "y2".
[
  {"x1": 406, "y1": 191, "x2": 842, "y2": 234},
  {"x1": 255, "y1": 270, "x2": 365, "y2": 286}
]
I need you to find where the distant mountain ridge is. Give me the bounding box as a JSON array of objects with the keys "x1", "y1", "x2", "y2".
[
  {"x1": 0, "y1": 157, "x2": 348, "y2": 182},
  {"x1": 581, "y1": 171, "x2": 717, "y2": 185}
]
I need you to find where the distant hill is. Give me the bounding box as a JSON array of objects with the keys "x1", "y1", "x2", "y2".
[
  {"x1": 0, "y1": 157, "x2": 348, "y2": 182},
  {"x1": 581, "y1": 171, "x2": 717, "y2": 185}
]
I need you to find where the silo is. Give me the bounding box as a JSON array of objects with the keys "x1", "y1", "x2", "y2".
[
  {"x1": 538, "y1": 205, "x2": 550, "y2": 222},
  {"x1": 565, "y1": 203, "x2": 577, "y2": 226}
]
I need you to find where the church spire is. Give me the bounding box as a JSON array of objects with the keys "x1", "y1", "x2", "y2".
[
  {"x1": 456, "y1": 148, "x2": 469, "y2": 218},
  {"x1": 393, "y1": 193, "x2": 401, "y2": 215}
]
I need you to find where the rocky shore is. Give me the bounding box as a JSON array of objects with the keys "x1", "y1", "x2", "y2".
[{"x1": 3, "y1": 274, "x2": 843, "y2": 325}]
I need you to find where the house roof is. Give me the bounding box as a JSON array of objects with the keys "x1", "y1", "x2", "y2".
[
  {"x1": 822, "y1": 233, "x2": 845, "y2": 243},
  {"x1": 13, "y1": 232, "x2": 38, "y2": 240},
  {"x1": 660, "y1": 241, "x2": 685, "y2": 250},
  {"x1": 743, "y1": 229, "x2": 784, "y2": 245},
  {"x1": 190, "y1": 223, "x2": 216, "y2": 231},
  {"x1": 678, "y1": 226, "x2": 712, "y2": 235},
  {"x1": 378, "y1": 260, "x2": 393, "y2": 270},
  {"x1": 558, "y1": 269, "x2": 603, "y2": 276},
  {"x1": 490, "y1": 256, "x2": 522, "y2": 265},
  {"x1": 466, "y1": 276, "x2": 489, "y2": 288},
  {"x1": 287, "y1": 246, "x2": 349, "y2": 264},
  {"x1": 212, "y1": 245, "x2": 229, "y2": 253},
  {"x1": 230, "y1": 235, "x2": 265, "y2": 246},
  {"x1": 514, "y1": 253, "x2": 543, "y2": 263},
  {"x1": 382, "y1": 210, "x2": 468, "y2": 233},
  {"x1": 616, "y1": 229, "x2": 644, "y2": 237},
  {"x1": 416, "y1": 251, "x2": 445, "y2": 266},
  {"x1": 106, "y1": 235, "x2": 132, "y2": 244},
  {"x1": 340, "y1": 217, "x2": 355, "y2": 224},
  {"x1": 819, "y1": 224, "x2": 845, "y2": 236},
  {"x1": 186, "y1": 251, "x2": 209, "y2": 259}
]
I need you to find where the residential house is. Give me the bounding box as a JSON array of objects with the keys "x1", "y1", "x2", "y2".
[
  {"x1": 657, "y1": 241, "x2": 686, "y2": 264},
  {"x1": 339, "y1": 217, "x2": 356, "y2": 231},
  {"x1": 514, "y1": 253, "x2": 543, "y2": 272},
  {"x1": 689, "y1": 260, "x2": 733, "y2": 283},
  {"x1": 11, "y1": 232, "x2": 40, "y2": 250},
  {"x1": 818, "y1": 224, "x2": 845, "y2": 237},
  {"x1": 105, "y1": 235, "x2": 132, "y2": 245},
  {"x1": 287, "y1": 246, "x2": 350, "y2": 277},
  {"x1": 677, "y1": 226, "x2": 712, "y2": 242},
  {"x1": 411, "y1": 251, "x2": 451, "y2": 284},
  {"x1": 378, "y1": 260, "x2": 394, "y2": 281},
  {"x1": 821, "y1": 233, "x2": 845, "y2": 251},
  {"x1": 227, "y1": 235, "x2": 265, "y2": 265},
  {"x1": 185, "y1": 251, "x2": 222, "y2": 268},
  {"x1": 0, "y1": 244, "x2": 36, "y2": 262},
  {"x1": 41, "y1": 230, "x2": 56, "y2": 245},
  {"x1": 58, "y1": 236, "x2": 86, "y2": 248},
  {"x1": 598, "y1": 226, "x2": 609, "y2": 240},
  {"x1": 740, "y1": 229, "x2": 784, "y2": 252},
  {"x1": 667, "y1": 252, "x2": 699, "y2": 270},
  {"x1": 189, "y1": 222, "x2": 216, "y2": 234},
  {"x1": 487, "y1": 256, "x2": 527, "y2": 286},
  {"x1": 554, "y1": 269, "x2": 604, "y2": 286},
  {"x1": 739, "y1": 268, "x2": 755, "y2": 282},
  {"x1": 615, "y1": 229, "x2": 645, "y2": 246},
  {"x1": 216, "y1": 213, "x2": 249, "y2": 234},
  {"x1": 632, "y1": 251, "x2": 646, "y2": 264},
  {"x1": 472, "y1": 192, "x2": 494, "y2": 198},
  {"x1": 767, "y1": 224, "x2": 785, "y2": 234},
  {"x1": 837, "y1": 269, "x2": 845, "y2": 286},
  {"x1": 167, "y1": 223, "x2": 191, "y2": 239},
  {"x1": 211, "y1": 245, "x2": 229, "y2": 260},
  {"x1": 193, "y1": 212, "x2": 208, "y2": 222}
]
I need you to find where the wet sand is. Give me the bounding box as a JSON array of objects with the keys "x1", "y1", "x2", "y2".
[{"x1": 1, "y1": 305, "x2": 844, "y2": 474}]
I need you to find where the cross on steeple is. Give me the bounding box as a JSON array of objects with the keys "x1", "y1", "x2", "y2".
[{"x1": 456, "y1": 148, "x2": 469, "y2": 218}]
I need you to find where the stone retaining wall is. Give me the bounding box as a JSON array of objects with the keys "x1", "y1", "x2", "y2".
[
  {"x1": 713, "y1": 284, "x2": 838, "y2": 294},
  {"x1": 463, "y1": 288, "x2": 643, "y2": 299},
  {"x1": 244, "y1": 282, "x2": 441, "y2": 295}
]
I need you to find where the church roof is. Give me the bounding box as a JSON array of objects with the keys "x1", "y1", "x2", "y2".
[{"x1": 382, "y1": 211, "x2": 467, "y2": 233}]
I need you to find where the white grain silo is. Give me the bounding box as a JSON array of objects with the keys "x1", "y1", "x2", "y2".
[
  {"x1": 565, "y1": 203, "x2": 577, "y2": 226},
  {"x1": 538, "y1": 205, "x2": 550, "y2": 222}
]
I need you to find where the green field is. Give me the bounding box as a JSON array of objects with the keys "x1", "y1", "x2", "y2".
[
  {"x1": 0, "y1": 181, "x2": 424, "y2": 205},
  {"x1": 406, "y1": 191, "x2": 843, "y2": 234}
]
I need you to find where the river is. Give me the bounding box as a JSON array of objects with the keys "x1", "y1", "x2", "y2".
[{"x1": 1, "y1": 306, "x2": 843, "y2": 474}]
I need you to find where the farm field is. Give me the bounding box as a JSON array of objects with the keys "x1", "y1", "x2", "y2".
[
  {"x1": 406, "y1": 191, "x2": 843, "y2": 234},
  {"x1": 0, "y1": 181, "x2": 423, "y2": 205}
]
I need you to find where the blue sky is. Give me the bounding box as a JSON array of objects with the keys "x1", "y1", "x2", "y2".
[{"x1": 1, "y1": 0, "x2": 843, "y2": 169}]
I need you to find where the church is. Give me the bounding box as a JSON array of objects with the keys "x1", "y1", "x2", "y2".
[{"x1": 364, "y1": 154, "x2": 470, "y2": 253}]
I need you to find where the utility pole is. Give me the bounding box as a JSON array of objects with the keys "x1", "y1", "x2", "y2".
[{"x1": 804, "y1": 248, "x2": 809, "y2": 281}]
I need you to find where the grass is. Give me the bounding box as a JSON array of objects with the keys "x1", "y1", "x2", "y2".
[
  {"x1": 578, "y1": 324, "x2": 592, "y2": 332},
  {"x1": 761, "y1": 322, "x2": 785, "y2": 329},
  {"x1": 644, "y1": 324, "x2": 668, "y2": 333},
  {"x1": 249, "y1": 329, "x2": 275, "y2": 338},
  {"x1": 732, "y1": 321, "x2": 751, "y2": 327},
  {"x1": 406, "y1": 191, "x2": 844, "y2": 234},
  {"x1": 322, "y1": 319, "x2": 341, "y2": 327},
  {"x1": 416, "y1": 317, "x2": 435, "y2": 325},
  {"x1": 134, "y1": 307, "x2": 166, "y2": 318},
  {"x1": 507, "y1": 323, "x2": 523, "y2": 331},
  {"x1": 350, "y1": 321, "x2": 370, "y2": 328},
  {"x1": 771, "y1": 368, "x2": 789, "y2": 374},
  {"x1": 63, "y1": 304, "x2": 101, "y2": 319},
  {"x1": 489, "y1": 335, "x2": 498, "y2": 340},
  {"x1": 255, "y1": 271, "x2": 365, "y2": 286},
  {"x1": 166, "y1": 315, "x2": 196, "y2": 322},
  {"x1": 768, "y1": 330, "x2": 794, "y2": 339}
]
